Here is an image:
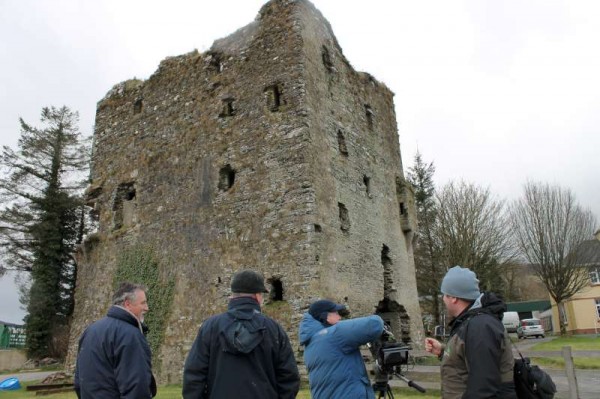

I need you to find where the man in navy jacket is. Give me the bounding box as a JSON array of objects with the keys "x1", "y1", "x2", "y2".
[
  {"x1": 74, "y1": 282, "x2": 156, "y2": 398},
  {"x1": 183, "y1": 269, "x2": 300, "y2": 399}
]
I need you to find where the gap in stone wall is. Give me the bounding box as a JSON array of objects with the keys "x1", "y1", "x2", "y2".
[
  {"x1": 112, "y1": 182, "x2": 136, "y2": 230},
  {"x1": 219, "y1": 98, "x2": 235, "y2": 117},
  {"x1": 218, "y1": 165, "x2": 235, "y2": 191},
  {"x1": 133, "y1": 99, "x2": 143, "y2": 114},
  {"x1": 363, "y1": 175, "x2": 371, "y2": 197},
  {"x1": 264, "y1": 84, "x2": 282, "y2": 112},
  {"x1": 269, "y1": 278, "x2": 284, "y2": 301},
  {"x1": 322, "y1": 45, "x2": 334, "y2": 72},
  {"x1": 365, "y1": 104, "x2": 374, "y2": 130},
  {"x1": 338, "y1": 202, "x2": 350, "y2": 232},
  {"x1": 337, "y1": 130, "x2": 348, "y2": 156}
]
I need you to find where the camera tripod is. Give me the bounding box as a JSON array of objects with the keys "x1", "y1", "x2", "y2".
[{"x1": 372, "y1": 371, "x2": 426, "y2": 398}]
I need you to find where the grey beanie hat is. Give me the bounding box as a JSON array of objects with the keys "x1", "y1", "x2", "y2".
[{"x1": 440, "y1": 265, "x2": 480, "y2": 301}]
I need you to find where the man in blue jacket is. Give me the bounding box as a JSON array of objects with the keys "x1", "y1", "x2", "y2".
[
  {"x1": 299, "y1": 299, "x2": 384, "y2": 399},
  {"x1": 74, "y1": 282, "x2": 156, "y2": 399}
]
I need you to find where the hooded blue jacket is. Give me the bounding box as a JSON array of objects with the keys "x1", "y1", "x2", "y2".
[{"x1": 298, "y1": 313, "x2": 383, "y2": 399}]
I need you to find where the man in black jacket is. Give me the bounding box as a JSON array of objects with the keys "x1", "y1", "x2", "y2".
[
  {"x1": 74, "y1": 282, "x2": 156, "y2": 399},
  {"x1": 183, "y1": 269, "x2": 300, "y2": 399},
  {"x1": 424, "y1": 266, "x2": 516, "y2": 398}
]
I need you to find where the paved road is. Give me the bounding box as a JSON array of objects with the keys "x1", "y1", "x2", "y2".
[
  {"x1": 403, "y1": 365, "x2": 599, "y2": 399},
  {"x1": 0, "y1": 370, "x2": 54, "y2": 382},
  {"x1": 407, "y1": 336, "x2": 600, "y2": 399}
]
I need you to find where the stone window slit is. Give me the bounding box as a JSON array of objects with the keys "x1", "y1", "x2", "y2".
[
  {"x1": 264, "y1": 84, "x2": 282, "y2": 112},
  {"x1": 219, "y1": 98, "x2": 235, "y2": 117},
  {"x1": 133, "y1": 99, "x2": 143, "y2": 114},
  {"x1": 322, "y1": 45, "x2": 334, "y2": 72},
  {"x1": 112, "y1": 182, "x2": 136, "y2": 230},
  {"x1": 338, "y1": 202, "x2": 350, "y2": 233},
  {"x1": 363, "y1": 175, "x2": 371, "y2": 196},
  {"x1": 218, "y1": 164, "x2": 235, "y2": 191},
  {"x1": 337, "y1": 130, "x2": 348, "y2": 156},
  {"x1": 365, "y1": 104, "x2": 374, "y2": 130}
]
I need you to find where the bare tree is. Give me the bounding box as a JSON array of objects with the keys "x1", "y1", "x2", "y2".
[
  {"x1": 434, "y1": 181, "x2": 516, "y2": 294},
  {"x1": 511, "y1": 181, "x2": 598, "y2": 334}
]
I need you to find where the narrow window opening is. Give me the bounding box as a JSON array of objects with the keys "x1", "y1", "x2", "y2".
[
  {"x1": 337, "y1": 130, "x2": 348, "y2": 156},
  {"x1": 264, "y1": 84, "x2": 282, "y2": 112},
  {"x1": 338, "y1": 202, "x2": 350, "y2": 233},
  {"x1": 218, "y1": 164, "x2": 235, "y2": 191},
  {"x1": 207, "y1": 51, "x2": 223, "y2": 73},
  {"x1": 112, "y1": 182, "x2": 136, "y2": 230},
  {"x1": 270, "y1": 279, "x2": 283, "y2": 301},
  {"x1": 400, "y1": 202, "x2": 406, "y2": 215},
  {"x1": 363, "y1": 175, "x2": 371, "y2": 196},
  {"x1": 314, "y1": 224, "x2": 322, "y2": 233},
  {"x1": 365, "y1": 104, "x2": 374, "y2": 130},
  {"x1": 219, "y1": 98, "x2": 235, "y2": 117},
  {"x1": 322, "y1": 45, "x2": 334, "y2": 72},
  {"x1": 133, "y1": 99, "x2": 143, "y2": 114}
]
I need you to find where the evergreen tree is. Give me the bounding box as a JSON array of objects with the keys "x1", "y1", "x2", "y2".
[
  {"x1": 0, "y1": 106, "x2": 90, "y2": 358},
  {"x1": 407, "y1": 151, "x2": 443, "y2": 325}
]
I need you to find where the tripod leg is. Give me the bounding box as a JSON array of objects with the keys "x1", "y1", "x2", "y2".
[{"x1": 386, "y1": 384, "x2": 395, "y2": 399}]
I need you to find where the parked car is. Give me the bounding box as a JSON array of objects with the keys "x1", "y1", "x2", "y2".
[
  {"x1": 502, "y1": 311, "x2": 520, "y2": 333},
  {"x1": 517, "y1": 318, "x2": 545, "y2": 339}
]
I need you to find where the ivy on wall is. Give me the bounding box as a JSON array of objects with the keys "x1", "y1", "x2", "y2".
[{"x1": 113, "y1": 246, "x2": 175, "y2": 364}]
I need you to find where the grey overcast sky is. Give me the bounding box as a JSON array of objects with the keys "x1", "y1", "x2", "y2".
[{"x1": 0, "y1": 0, "x2": 599, "y2": 322}]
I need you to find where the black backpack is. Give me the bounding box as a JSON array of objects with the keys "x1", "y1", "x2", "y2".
[{"x1": 513, "y1": 354, "x2": 556, "y2": 399}]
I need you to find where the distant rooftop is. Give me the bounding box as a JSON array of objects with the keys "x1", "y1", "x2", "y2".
[{"x1": 506, "y1": 300, "x2": 551, "y2": 313}]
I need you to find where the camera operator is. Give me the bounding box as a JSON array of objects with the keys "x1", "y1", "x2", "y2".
[{"x1": 298, "y1": 299, "x2": 384, "y2": 399}]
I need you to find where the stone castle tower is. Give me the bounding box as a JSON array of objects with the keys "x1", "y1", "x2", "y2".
[{"x1": 67, "y1": 0, "x2": 422, "y2": 382}]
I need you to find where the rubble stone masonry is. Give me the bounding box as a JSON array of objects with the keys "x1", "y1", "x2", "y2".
[{"x1": 66, "y1": 0, "x2": 423, "y2": 383}]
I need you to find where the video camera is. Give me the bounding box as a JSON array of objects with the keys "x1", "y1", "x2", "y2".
[
  {"x1": 368, "y1": 324, "x2": 425, "y2": 398},
  {"x1": 371, "y1": 325, "x2": 410, "y2": 372}
]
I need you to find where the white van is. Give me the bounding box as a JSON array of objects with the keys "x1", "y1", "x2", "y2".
[{"x1": 502, "y1": 311, "x2": 520, "y2": 333}]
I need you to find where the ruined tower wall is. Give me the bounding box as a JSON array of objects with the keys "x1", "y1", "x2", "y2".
[
  {"x1": 67, "y1": 0, "x2": 423, "y2": 383},
  {"x1": 298, "y1": 2, "x2": 422, "y2": 331}
]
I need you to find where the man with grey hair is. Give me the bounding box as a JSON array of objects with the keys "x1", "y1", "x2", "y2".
[
  {"x1": 74, "y1": 282, "x2": 156, "y2": 398},
  {"x1": 183, "y1": 269, "x2": 300, "y2": 399}
]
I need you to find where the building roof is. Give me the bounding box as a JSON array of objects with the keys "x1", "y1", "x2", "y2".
[
  {"x1": 573, "y1": 238, "x2": 600, "y2": 266},
  {"x1": 506, "y1": 300, "x2": 552, "y2": 313},
  {"x1": 0, "y1": 320, "x2": 24, "y2": 328}
]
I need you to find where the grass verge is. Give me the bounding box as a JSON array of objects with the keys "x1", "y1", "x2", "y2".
[
  {"x1": 530, "y1": 356, "x2": 600, "y2": 370},
  {"x1": 529, "y1": 336, "x2": 600, "y2": 351},
  {"x1": 0, "y1": 382, "x2": 441, "y2": 399}
]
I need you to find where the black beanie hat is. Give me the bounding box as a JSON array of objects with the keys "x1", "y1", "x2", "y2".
[{"x1": 231, "y1": 270, "x2": 269, "y2": 293}]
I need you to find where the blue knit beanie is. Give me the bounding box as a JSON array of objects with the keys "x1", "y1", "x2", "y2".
[
  {"x1": 309, "y1": 300, "x2": 346, "y2": 324},
  {"x1": 440, "y1": 266, "x2": 480, "y2": 301}
]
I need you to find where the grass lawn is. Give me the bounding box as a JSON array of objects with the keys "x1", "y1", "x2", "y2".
[
  {"x1": 529, "y1": 336, "x2": 600, "y2": 351},
  {"x1": 530, "y1": 356, "x2": 600, "y2": 370},
  {"x1": 0, "y1": 382, "x2": 441, "y2": 399}
]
